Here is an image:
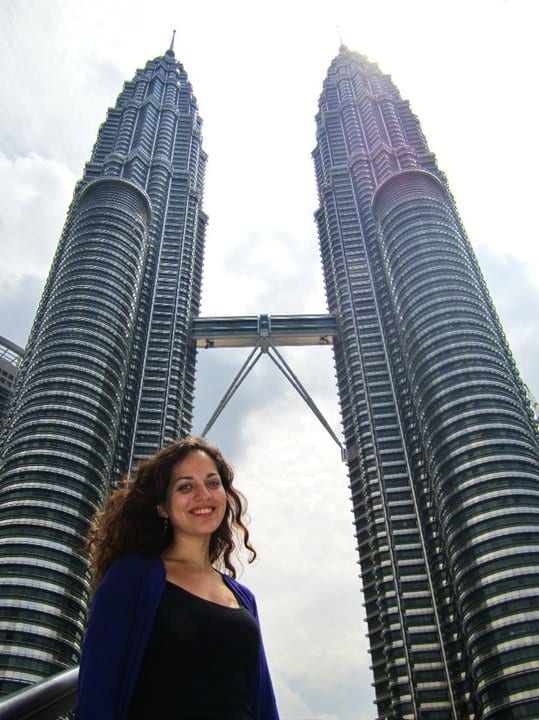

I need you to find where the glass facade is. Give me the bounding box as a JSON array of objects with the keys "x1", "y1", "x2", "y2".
[
  {"x1": 313, "y1": 46, "x2": 539, "y2": 720},
  {"x1": 0, "y1": 48, "x2": 206, "y2": 692}
]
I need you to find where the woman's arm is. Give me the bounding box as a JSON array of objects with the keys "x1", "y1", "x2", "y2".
[{"x1": 76, "y1": 556, "x2": 163, "y2": 720}]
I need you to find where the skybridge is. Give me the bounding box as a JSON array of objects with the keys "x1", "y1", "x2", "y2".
[
  {"x1": 192, "y1": 314, "x2": 343, "y2": 456},
  {"x1": 192, "y1": 313, "x2": 337, "y2": 349}
]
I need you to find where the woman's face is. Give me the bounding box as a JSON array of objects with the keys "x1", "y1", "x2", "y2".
[{"x1": 160, "y1": 450, "x2": 227, "y2": 539}]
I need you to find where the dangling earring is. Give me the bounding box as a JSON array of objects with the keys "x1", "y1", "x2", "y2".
[{"x1": 162, "y1": 517, "x2": 169, "y2": 533}]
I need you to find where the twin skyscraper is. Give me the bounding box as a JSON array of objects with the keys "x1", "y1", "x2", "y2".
[{"x1": 0, "y1": 44, "x2": 538, "y2": 720}]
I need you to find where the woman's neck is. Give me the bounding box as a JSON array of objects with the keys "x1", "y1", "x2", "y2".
[{"x1": 161, "y1": 535, "x2": 212, "y2": 571}]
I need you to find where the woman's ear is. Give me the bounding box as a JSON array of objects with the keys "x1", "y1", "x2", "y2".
[{"x1": 156, "y1": 503, "x2": 168, "y2": 519}]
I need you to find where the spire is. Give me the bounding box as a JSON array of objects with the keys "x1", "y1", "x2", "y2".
[
  {"x1": 336, "y1": 25, "x2": 348, "y2": 53},
  {"x1": 166, "y1": 29, "x2": 176, "y2": 56}
]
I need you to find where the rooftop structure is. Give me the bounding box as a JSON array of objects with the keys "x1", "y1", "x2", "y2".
[{"x1": 0, "y1": 336, "x2": 24, "y2": 429}]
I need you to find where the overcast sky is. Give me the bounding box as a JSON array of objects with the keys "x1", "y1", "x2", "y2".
[{"x1": 1, "y1": 1, "x2": 538, "y2": 718}]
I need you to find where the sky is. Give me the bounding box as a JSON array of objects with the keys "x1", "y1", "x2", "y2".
[{"x1": 1, "y1": 1, "x2": 538, "y2": 718}]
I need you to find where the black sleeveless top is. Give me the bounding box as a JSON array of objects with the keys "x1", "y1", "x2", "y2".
[{"x1": 127, "y1": 581, "x2": 260, "y2": 720}]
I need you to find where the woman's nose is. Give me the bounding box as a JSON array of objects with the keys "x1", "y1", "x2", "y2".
[{"x1": 194, "y1": 481, "x2": 211, "y2": 499}]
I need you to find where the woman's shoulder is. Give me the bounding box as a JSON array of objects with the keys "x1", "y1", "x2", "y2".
[
  {"x1": 102, "y1": 554, "x2": 165, "y2": 587},
  {"x1": 89, "y1": 555, "x2": 166, "y2": 629}
]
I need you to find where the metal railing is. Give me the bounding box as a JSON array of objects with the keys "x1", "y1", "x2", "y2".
[{"x1": 0, "y1": 667, "x2": 78, "y2": 720}]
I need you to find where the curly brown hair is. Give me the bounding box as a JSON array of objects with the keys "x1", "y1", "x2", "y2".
[{"x1": 87, "y1": 437, "x2": 256, "y2": 588}]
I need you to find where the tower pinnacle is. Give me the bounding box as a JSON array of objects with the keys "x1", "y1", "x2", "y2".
[{"x1": 167, "y1": 29, "x2": 176, "y2": 55}]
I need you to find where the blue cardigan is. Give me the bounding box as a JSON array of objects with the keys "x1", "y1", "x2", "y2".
[{"x1": 76, "y1": 555, "x2": 280, "y2": 720}]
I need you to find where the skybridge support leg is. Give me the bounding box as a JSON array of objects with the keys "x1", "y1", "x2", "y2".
[
  {"x1": 199, "y1": 340, "x2": 344, "y2": 458},
  {"x1": 201, "y1": 344, "x2": 263, "y2": 437}
]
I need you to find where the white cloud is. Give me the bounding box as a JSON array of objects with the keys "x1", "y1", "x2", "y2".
[
  {"x1": 0, "y1": 151, "x2": 74, "y2": 277},
  {"x1": 0, "y1": 150, "x2": 75, "y2": 344},
  {"x1": 475, "y1": 245, "x2": 539, "y2": 396},
  {"x1": 0, "y1": 273, "x2": 44, "y2": 347}
]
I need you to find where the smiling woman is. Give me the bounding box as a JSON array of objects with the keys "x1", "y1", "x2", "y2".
[{"x1": 76, "y1": 436, "x2": 280, "y2": 720}]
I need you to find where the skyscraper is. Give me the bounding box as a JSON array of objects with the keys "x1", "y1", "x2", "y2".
[
  {"x1": 313, "y1": 46, "x2": 539, "y2": 719},
  {"x1": 0, "y1": 45, "x2": 207, "y2": 693}
]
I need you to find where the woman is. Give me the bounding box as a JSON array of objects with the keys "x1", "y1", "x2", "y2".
[{"x1": 76, "y1": 436, "x2": 280, "y2": 720}]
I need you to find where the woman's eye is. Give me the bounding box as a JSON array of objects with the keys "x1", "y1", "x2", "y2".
[
  {"x1": 177, "y1": 484, "x2": 191, "y2": 493},
  {"x1": 207, "y1": 479, "x2": 221, "y2": 489}
]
